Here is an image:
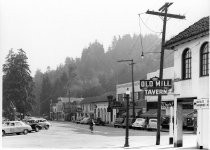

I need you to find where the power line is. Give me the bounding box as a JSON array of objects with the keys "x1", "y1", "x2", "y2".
[
  {"x1": 139, "y1": 14, "x2": 162, "y2": 34},
  {"x1": 138, "y1": 15, "x2": 144, "y2": 54}
]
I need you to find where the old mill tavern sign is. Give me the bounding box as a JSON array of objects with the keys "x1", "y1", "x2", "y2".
[{"x1": 140, "y1": 77, "x2": 172, "y2": 96}]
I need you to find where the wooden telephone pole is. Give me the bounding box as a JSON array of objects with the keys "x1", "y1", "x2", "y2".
[{"x1": 146, "y1": 2, "x2": 185, "y2": 145}]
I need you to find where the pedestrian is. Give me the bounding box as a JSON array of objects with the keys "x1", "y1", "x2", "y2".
[{"x1": 89, "y1": 118, "x2": 95, "y2": 133}]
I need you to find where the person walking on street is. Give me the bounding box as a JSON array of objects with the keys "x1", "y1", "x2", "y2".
[{"x1": 89, "y1": 118, "x2": 95, "y2": 133}]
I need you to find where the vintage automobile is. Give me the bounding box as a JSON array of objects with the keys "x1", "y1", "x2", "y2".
[
  {"x1": 75, "y1": 117, "x2": 84, "y2": 124},
  {"x1": 147, "y1": 118, "x2": 160, "y2": 130},
  {"x1": 80, "y1": 117, "x2": 91, "y2": 124},
  {"x1": 121, "y1": 118, "x2": 135, "y2": 128},
  {"x1": 114, "y1": 118, "x2": 124, "y2": 128},
  {"x1": 132, "y1": 118, "x2": 147, "y2": 129},
  {"x1": 36, "y1": 118, "x2": 51, "y2": 130},
  {"x1": 23, "y1": 118, "x2": 42, "y2": 132},
  {"x1": 2, "y1": 121, "x2": 32, "y2": 136},
  {"x1": 161, "y1": 117, "x2": 170, "y2": 128},
  {"x1": 93, "y1": 118, "x2": 105, "y2": 126}
]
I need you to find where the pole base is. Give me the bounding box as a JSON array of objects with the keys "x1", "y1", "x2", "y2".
[
  {"x1": 199, "y1": 146, "x2": 203, "y2": 149},
  {"x1": 124, "y1": 143, "x2": 129, "y2": 147}
]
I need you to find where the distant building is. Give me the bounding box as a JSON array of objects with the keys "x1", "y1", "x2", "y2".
[
  {"x1": 80, "y1": 92, "x2": 115, "y2": 124},
  {"x1": 51, "y1": 97, "x2": 83, "y2": 121},
  {"x1": 115, "y1": 81, "x2": 146, "y2": 120}
]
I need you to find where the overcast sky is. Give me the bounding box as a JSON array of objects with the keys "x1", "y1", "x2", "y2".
[{"x1": 1, "y1": 0, "x2": 209, "y2": 76}]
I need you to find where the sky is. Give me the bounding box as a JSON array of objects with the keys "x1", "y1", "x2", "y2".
[{"x1": 1, "y1": 0, "x2": 209, "y2": 76}]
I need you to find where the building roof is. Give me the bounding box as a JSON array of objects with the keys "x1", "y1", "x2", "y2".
[
  {"x1": 81, "y1": 91, "x2": 116, "y2": 104},
  {"x1": 165, "y1": 16, "x2": 209, "y2": 49},
  {"x1": 57, "y1": 97, "x2": 84, "y2": 103}
]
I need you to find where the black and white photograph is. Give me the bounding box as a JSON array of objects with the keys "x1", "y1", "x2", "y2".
[{"x1": 1, "y1": 0, "x2": 210, "y2": 149}]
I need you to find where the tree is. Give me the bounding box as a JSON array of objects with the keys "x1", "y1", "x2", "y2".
[
  {"x1": 3, "y1": 49, "x2": 35, "y2": 119},
  {"x1": 32, "y1": 69, "x2": 44, "y2": 116},
  {"x1": 40, "y1": 74, "x2": 52, "y2": 117}
]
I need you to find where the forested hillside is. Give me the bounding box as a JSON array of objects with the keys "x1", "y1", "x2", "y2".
[{"x1": 32, "y1": 33, "x2": 173, "y2": 115}]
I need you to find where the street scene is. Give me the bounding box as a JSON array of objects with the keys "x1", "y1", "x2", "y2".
[
  {"x1": 1, "y1": 0, "x2": 210, "y2": 149},
  {"x1": 2, "y1": 121, "x2": 197, "y2": 149}
]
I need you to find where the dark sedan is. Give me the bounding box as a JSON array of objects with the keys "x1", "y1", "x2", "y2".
[{"x1": 94, "y1": 118, "x2": 105, "y2": 126}]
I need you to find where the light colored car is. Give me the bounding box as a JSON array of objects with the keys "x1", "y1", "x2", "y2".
[
  {"x1": 36, "y1": 118, "x2": 51, "y2": 130},
  {"x1": 80, "y1": 117, "x2": 90, "y2": 124},
  {"x1": 147, "y1": 118, "x2": 160, "y2": 130},
  {"x1": 132, "y1": 118, "x2": 146, "y2": 129},
  {"x1": 2, "y1": 121, "x2": 32, "y2": 136}
]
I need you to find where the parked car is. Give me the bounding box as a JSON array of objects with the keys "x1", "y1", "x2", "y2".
[
  {"x1": 23, "y1": 118, "x2": 42, "y2": 132},
  {"x1": 114, "y1": 118, "x2": 124, "y2": 128},
  {"x1": 2, "y1": 121, "x2": 32, "y2": 136},
  {"x1": 36, "y1": 118, "x2": 51, "y2": 130},
  {"x1": 186, "y1": 117, "x2": 197, "y2": 130},
  {"x1": 80, "y1": 117, "x2": 91, "y2": 124},
  {"x1": 132, "y1": 118, "x2": 146, "y2": 129},
  {"x1": 122, "y1": 118, "x2": 135, "y2": 128},
  {"x1": 94, "y1": 118, "x2": 105, "y2": 126},
  {"x1": 147, "y1": 118, "x2": 160, "y2": 130},
  {"x1": 76, "y1": 117, "x2": 84, "y2": 124},
  {"x1": 161, "y1": 117, "x2": 170, "y2": 128}
]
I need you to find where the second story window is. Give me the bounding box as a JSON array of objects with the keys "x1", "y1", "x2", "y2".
[
  {"x1": 200, "y1": 42, "x2": 209, "y2": 76},
  {"x1": 182, "y1": 48, "x2": 191, "y2": 79}
]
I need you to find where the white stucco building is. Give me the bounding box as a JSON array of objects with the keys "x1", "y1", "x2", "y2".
[{"x1": 165, "y1": 16, "x2": 209, "y2": 149}]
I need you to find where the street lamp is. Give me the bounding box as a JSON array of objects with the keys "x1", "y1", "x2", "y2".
[
  {"x1": 124, "y1": 88, "x2": 130, "y2": 147},
  {"x1": 141, "y1": 51, "x2": 161, "y2": 59},
  {"x1": 117, "y1": 59, "x2": 135, "y2": 119}
]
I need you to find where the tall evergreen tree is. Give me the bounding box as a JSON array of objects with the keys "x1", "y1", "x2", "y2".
[
  {"x1": 32, "y1": 69, "x2": 44, "y2": 116},
  {"x1": 3, "y1": 49, "x2": 35, "y2": 118},
  {"x1": 40, "y1": 74, "x2": 52, "y2": 117}
]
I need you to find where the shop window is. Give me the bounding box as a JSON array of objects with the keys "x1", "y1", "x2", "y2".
[
  {"x1": 200, "y1": 42, "x2": 209, "y2": 76},
  {"x1": 182, "y1": 48, "x2": 191, "y2": 79}
]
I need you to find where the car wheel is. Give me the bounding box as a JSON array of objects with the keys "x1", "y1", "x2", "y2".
[
  {"x1": 2, "y1": 130, "x2": 6, "y2": 136},
  {"x1": 23, "y1": 129, "x2": 28, "y2": 135},
  {"x1": 45, "y1": 125, "x2": 49, "y2": 130},
  {"x1": 35, "y1": 127, "x2": 39, "y2": 132}
]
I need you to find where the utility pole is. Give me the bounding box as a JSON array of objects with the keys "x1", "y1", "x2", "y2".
[
  {"x1": 124, "y1": 89, "x2": 130, "y2": 147},
  {"x1": 130, "y1": 61, "x2": 136, "y2": 119},
  {"x1": 117, "y1": 59, "x2": 136, "y2": 119},
  {"x1": 146, "y1": 2, "x2": 185, "y2": 145}
]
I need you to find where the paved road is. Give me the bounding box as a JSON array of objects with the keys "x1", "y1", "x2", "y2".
[{"x1": 2, "y1": 121, "x2": 195, "y2": 149}]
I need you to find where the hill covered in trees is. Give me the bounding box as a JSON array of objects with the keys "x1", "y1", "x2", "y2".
[{"x1": 33, "y1": 33, "x2": 174, "y2": 116}]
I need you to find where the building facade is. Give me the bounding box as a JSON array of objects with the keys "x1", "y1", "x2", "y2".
[
  {"x1": 116, "y1": 67, "x2": 175, "y2": 120},
  {"x1": 51, "y1": 97, "x2": 83, "y2": 121},
  {"x1": 145, "y1": 67, "x2": 175, "y2": 117},
  {"x1": 115, "y1": 81, "x2": 146, "y2": 120},
  {"x1": 165, "y1": 16, "x2": 209, "y2": 149},
  {"x1": 81, "y1": 92, "x2": 115, "y2": 124}
]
